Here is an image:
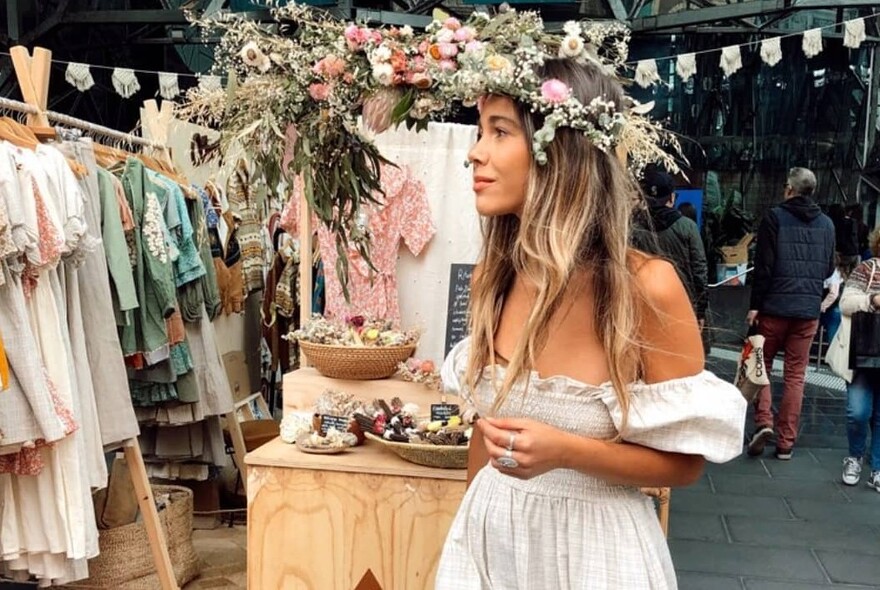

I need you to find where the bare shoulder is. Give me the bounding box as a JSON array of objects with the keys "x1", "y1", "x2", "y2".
[{"x1": 627, "y1": 250, "x2": 704, "y2": 382}]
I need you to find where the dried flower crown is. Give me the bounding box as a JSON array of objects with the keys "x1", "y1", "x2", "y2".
[{"x1": 182, "y1": 6, "x2": 679, "y2": 295}]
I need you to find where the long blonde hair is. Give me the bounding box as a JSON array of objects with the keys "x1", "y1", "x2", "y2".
[{"x1": 466, "y1": 58, "x2": 643, "y2": 425}]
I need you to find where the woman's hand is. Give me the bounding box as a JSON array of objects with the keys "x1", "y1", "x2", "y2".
[{"x1": 477, "y1": 416, "x2": 577, "y2": 480}]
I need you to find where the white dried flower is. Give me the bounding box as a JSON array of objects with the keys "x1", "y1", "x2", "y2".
[
  {"x1": 371, "y1": 62, "x2": 394, "y2": 86},
  {"x1": 240, "y1": 41, "x2": 267, "y2": 68},
  {"x1": 400, "y1": 25, "x2": 414, "y2": 38},
  {"x1": 559, "y1": 35, "x2": 584, "y2": 58},
  {"x1": 371, "y1": 44, "x2": 392, "y2": 64},
  {"x1": 563, "y1": 21, "x2": 581, "y2": 37},
  {"x1": 435, "y1": 28, "x2": 454, "y2": 43}
]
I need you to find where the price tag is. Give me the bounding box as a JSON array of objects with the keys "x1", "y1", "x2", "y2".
[
  {"x1": 318, "y1": 414, "x2": 350, "y2": 436},
  {"x1": 430, "y1": 403, "x2": 460, "y2": 423}
]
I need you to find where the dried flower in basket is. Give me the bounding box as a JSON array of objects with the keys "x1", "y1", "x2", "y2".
[{"x1": 288, "y1": 314, "x2": 419, "y2": 347}]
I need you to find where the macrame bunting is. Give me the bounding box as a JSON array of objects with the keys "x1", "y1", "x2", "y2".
[
  {"x1": 158, "y1": 72, "x2": 180, "y2": 100},
  {"x1": 111, "y1": 68, "x2": 140, "y2": 98},
  {"x1": 760, "y1": 37, "x2": 782, "y2": 67},
  {"x1": 844, "y1": 18, "x2": 866, "y2": 49},
  {"x1": 675, "y1": 53, "x2": 696, "y2": 82},
  {"x1": 64, "y1": 63, "x2": 95, "y2": 92},
  {"x1": 719, "y1": 45, "x2": 742, "y2": 78},
  {"x1": 634, "y1": 59, "x2": 660, "y2": 89},
  {"x1": 802, "y1": 28, "x2": 823, "y2": 58},
  {"x1": 198, "y1": 75, "x2": 222, "y2": 92}
]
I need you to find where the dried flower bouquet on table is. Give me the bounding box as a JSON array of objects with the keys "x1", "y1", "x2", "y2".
[{"x1": 289, "y1": 314, "x2": 419, "y2": 347}]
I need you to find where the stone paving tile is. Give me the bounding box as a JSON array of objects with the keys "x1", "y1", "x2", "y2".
[
  {"x1": 787, "y1": 498, "x2": 880, "y2": 525},
  {"x1": 841, "y1": 482, "x2": 880, "y2": 504},
  {"x1": 671, "y1": 489, "x2": 793, "y2": 519},
  {"x1": 677, "y1": 572, "x2": 744, "y2": 590},
  {"x1": 762, "y1": 456, "x2": 839, "y2": 480},
  {"x1": 815, "y1": 550, "x2": 880, "y2": 586},
  {"x1": 709, "y1": 473, "x2": 849, "y2": 501},
  {"x1": 704, "y1": 456, "x2": 772, "y2": 477},
  {"x1": 725, "y1": 516, "x2": 880, "y2": 553},
  {"x1": 743, "y1": 581, "x2": 875, "y2": 590},
  {"x1": 668, "y1": 513, "x2": 728, "y2": 543},
  {"x1": 668, "y1": 540, "x2": 827, "y2": 582}
]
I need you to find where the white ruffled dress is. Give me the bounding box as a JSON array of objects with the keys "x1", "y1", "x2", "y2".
[{"x1": 435, "y1": 338, "x2": 747, "y2": 590}]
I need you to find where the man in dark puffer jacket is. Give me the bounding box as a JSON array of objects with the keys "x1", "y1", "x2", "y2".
[
  {"x1": 633, "y1": 169, "x2": 708, "y2": 325},
  {"x1": 746, "y1": 167, "x2": 835, "y2": 461}
]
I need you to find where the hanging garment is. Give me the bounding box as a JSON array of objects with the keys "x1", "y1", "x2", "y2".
[
  {"x1": 119, "y1": 158, "x2": 177, "y2": 365},
  {"x1": 280, "y1": 162, "x2": 436, "y2": 324},
  {"x1": 226, "y1": 158, "x2": 264, "y2": 293},
  {"x1": 63, "y1": 140, "x2": 140, "y2": 446}
]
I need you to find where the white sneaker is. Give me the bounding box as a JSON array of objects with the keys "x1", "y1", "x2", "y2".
[
  {"x1": 867, "y1": 471, "x2": 880, "y2": 493},
  {"x1": 842, "y1": 457, "x2": 862, "y2": 486}
]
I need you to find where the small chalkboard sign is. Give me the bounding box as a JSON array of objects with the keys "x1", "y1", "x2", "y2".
[
  {"x1": 445, "y1": 263, "x2": 475, "y2": 357},
  {"x1": 431, "y1": 403, "x2": 460, "y2": 422},
  {"x1": 318, "y1": 414, "x2": 350, "y2": 435}
]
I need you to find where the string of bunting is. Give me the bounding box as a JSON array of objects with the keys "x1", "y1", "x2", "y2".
[
  {"x1": 629, "y1": 16, "x2": 873, "y2": 88},
  {"x1": 0, "y1": 50, "x2": 224, "y2": 100},
  {"x1": 0, "y1": 15, "x2": 874, "y2": 97}
]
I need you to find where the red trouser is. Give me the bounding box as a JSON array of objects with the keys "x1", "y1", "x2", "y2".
[{"x1": 753, "y1": 314, "x2": 820, "y2": 450}]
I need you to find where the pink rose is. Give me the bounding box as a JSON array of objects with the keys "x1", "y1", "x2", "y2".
[
  {"x1": 411, "y1": 56, "x2": 426, "y2": 72},
  {"x1": 371, "y1": 30, "x2": 383, "y2": 44},
  {"x1": 308, "y1": 82, "x2": 331, "y2": 101},
  {"x1": 438, "y1": 59, "x2": 457, "y2": 72},
  {"x1": 418, "y1": 40, "x2": 431, "y2": 55},
  {"x1": 540, "y1": 79, "x2": 571, "y2": 104},
  {"x1": 443, "y1": 17, "x2": 461, "y2": 30},
  {"x1": 438, "y1": 42, "x2": 459, "y2": 59},
  {"x1": 453, "y1": 26, "x2": 476, "y2": 43},
  {"x1": 344, "y1": 24, "x2": 359, "y2": 42}
]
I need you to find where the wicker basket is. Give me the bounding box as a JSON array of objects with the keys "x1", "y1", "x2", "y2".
[
  {"x1": 66, "y1": 485, "x2": 200, "y2": 589},
  {"x1": 365, "y1": 432, "x2": 468, "y2": 469},
  {"x1": 299, "y1": 340, "x2": 416, "y2": 380}
]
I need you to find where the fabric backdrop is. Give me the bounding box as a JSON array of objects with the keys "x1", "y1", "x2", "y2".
[{"x1": 374, "y1": 122, "x2": 482, "y2": 364}]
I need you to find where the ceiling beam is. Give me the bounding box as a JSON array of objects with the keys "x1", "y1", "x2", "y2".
[
  {"x1": 605, "y1": 0, "x2": 629, "y2": 22},
  {"x1": 632, "y1": 0, "x2": 880, "y2": 33}
]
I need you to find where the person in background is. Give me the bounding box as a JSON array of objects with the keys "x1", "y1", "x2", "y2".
[
  {"x1": 678, "y1": 201, "x2": 698, "y2": 224},
  {"x1": 819, "y1": 259, "x2": 844, "y2": 345},
  {"x1": 833, "y1": 204, "x2": 862, "y2": 271},
  {"x1": 746, "y1": 167, "x2": 835, "y2": 460},
  {"x1": 633, "y1": 169, "x2": 708, "y2": 328},
  {"x1": 826, "y1": 230, "x2": 880, "y2": 490}
]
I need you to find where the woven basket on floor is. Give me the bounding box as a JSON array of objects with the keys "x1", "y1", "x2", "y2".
[
  {"x1": 299, "y1": 341, "x2": 416, "y2": 380},
  {"x1": 365, "y1": 432, "x2": 468, "y2": 469},
  {"x1": 66, "y1": 485, "x2": 200, "y2": 589}
]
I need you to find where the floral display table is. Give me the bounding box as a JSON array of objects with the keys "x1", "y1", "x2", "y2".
[{"x1": 245, "y1": 370, "x2": 467, "y2": 589}]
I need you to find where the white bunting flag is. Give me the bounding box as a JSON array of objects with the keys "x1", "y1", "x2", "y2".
[
  {"x1": 634, "y1": 59, "x2": 660, "y2": 88},
  {"x1": 760, "y1": 37, "x2": 782, "y2": 67},
  {"x1": 111, "y1": 68, "x2": 140, "y2": 98}
]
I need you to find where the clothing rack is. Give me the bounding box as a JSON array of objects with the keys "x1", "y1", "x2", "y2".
[
  {"x1": 0, "y1": 95, "x2": 167, "y2": 150},
  {"x1": 3, "y1": 45, "x2": 180, "y2": 590}
]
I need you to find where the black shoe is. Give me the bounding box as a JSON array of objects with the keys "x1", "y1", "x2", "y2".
[{"x1": 747, "y1": 427, "x2": 774, "y2": 457}]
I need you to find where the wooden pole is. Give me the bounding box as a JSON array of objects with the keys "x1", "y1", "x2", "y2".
[
  {"x1": 9, "y1": 46, "x2": 51, "y2": 127},
  {"x1": 123, "y1": 441, "x2": 180, "y2": 590},
  {"x1": 298, "y1": 189, "x2": 313, "y2": 367}
]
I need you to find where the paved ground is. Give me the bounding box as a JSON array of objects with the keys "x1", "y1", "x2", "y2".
[{"x1": 672, "y1": 353, "x2": 880, "y2": 590}]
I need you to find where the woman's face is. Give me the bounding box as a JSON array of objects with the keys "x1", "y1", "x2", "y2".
[{"x1": 467, "y1": 95, "x2": 531, "y2": 217}]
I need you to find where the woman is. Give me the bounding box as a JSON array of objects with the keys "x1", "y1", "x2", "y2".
[
  {"x1": 436, "y1": 58, "x2": 747, "y2": 589},
  {"x1": 827, "y1": 230, "x2": 880, "y2": 490}
]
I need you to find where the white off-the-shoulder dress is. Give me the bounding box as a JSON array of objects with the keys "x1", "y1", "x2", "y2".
[{"x1": 435, "y1": 338, "x2": 747, "y2": 590}]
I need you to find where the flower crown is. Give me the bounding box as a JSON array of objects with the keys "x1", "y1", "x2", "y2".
[{"x1": 182, "y1": 6, "x2": 680, "y2": 298}]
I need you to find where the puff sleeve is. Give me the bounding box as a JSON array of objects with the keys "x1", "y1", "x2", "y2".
[
  {"x1": 441, "y1": 337, "x2": 477, "y2": 413},
  {"x1": 598, "y1": 372, "x2": 747, "y2": 463}
]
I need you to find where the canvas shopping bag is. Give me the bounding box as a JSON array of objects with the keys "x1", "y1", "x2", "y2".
[{"x1": 735, "y1": 334, "x2": 770, "y2": 403}]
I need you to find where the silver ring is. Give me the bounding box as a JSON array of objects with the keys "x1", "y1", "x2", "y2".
[
  {"x1": 497, "y1": 449, "x2": 518, "y2": 469},
  {"x1": 507, "y1": 432, "x2": 516, "y2": 451}
]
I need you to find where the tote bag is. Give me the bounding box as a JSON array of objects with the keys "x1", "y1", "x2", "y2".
[
  {"x1": 850, "y1": 260, "x2": 880, "y2": 370},
  {"x1": 735, "y1": 334, "x2": 770, "y2": 402}
]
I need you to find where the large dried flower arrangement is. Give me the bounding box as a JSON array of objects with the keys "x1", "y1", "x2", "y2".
[{"x1": 181, "y1": 5, "x2": 679, "y2": 292}]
